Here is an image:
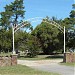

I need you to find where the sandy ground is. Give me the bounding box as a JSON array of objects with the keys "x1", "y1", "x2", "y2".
[
  {"x1": 18, "y1": 59, "x2": 74, "y2": 75},
  {"x1": 18, "y1": 59, "x2": 63, "y2": 66}
]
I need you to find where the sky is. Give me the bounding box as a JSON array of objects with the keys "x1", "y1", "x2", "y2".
[{"x1": 0, "y1": 0, "x2": 74, "y2": 28}]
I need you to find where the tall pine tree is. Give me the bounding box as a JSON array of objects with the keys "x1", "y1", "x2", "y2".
[{"x1": 0, "y1": 0, "x2": 25, "y2": 29}]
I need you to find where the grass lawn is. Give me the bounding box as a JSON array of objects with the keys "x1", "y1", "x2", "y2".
[
  {"x1": 0, "y1": 52, "x2": 12, "y2": 56},
  {"x1": 0, "y1": 65, "x2": 60, "y2": 75},
  {"x1": 18, "y1": 54, "x2": 63, "y2": 60},
  {"x1": 0, "y1": 52, "x2": 63, "y2": 60},
  {"x1": 60, "y1": 63, "x2": 75, "y2": 67}
]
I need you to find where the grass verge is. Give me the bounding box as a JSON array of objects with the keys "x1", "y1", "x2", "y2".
[
  {"x1": 60, "y1": 63, "x2": 75, "y2": 67},
  {"x1": 0, "y1": 52, "x2": 12, "y2": 56},
  {"x1": 0, "y1": 52, "x2": 63, "y2": 60},
  {"x1": 0, "y1": 65, "x2": 60, "y2": 75},
  {"x1": 18, "y1": 55, "x2": 63, "y2": 60}
]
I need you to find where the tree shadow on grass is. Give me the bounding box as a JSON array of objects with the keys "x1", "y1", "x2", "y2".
[{"x1": 45, "y1": 55, "x2": 63, "y2": 59}]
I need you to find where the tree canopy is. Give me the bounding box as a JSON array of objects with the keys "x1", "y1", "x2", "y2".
[
  {"x1": 0, "y1": 0, "x2": 25, "y2": 29},
  {"x1": 31, "y1": 18, "x2": 61, "y2": 54},
  {"x1": 0, "y1": 2, "x2": 75, "y2": 56}
]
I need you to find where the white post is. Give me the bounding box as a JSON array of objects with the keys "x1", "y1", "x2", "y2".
[
  {"x1": 12, "y1": 25, "x2": 15, "y2": 54},
  {"x1": 64, "y1": 26, "x2": 65, "y2": 53}
]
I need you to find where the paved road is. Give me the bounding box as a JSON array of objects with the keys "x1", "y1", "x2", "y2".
[{"x1": 18, "y1": 59, "x2": 74, "y2": 75}]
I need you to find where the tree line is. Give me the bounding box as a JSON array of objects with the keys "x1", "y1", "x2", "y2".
[{"x1": 0, "y1": 0, "x2": 75, "y2": 57}]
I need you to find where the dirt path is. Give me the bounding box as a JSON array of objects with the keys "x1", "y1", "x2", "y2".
[
  {"x1": 18, "y1": 59, "x2": 74, "y2": 75},
  {"x1": 18, "y1": 59, "x2": 62, "y2": 66}
]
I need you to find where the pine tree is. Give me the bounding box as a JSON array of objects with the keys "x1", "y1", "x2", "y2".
[{"x1": 0, "y1": 0, "x2": 25, "y2": 28}]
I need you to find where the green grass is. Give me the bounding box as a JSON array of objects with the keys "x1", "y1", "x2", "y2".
[
  {"x1": 0, "y1": 65, "x2": 60, "y2": 75},
  {"x1": 60, "y1": 63, "x2": 75, "y2": 67},
  {"x1": 0, "y1": 52, "x2": 63, "y2": 60},
  {"x1": 18, "y1": 55, "x2": 63, "y2": 60},
  {"x1": 0, "y1": 52, "x2": 12, "y2": 56}
]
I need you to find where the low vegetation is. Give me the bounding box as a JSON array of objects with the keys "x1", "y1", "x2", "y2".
[
  {"x1": 0, "y1": 65, "x2": 60, "y2": 75},
  {"x1": 18, "y1": 54, "x2": 63, "y2": 60},
  {"x1": 0, "y1": 52, "x2": 12, "y2": 56},
  {"x1": 60, "y1": 63, "x2": 75, "y2": 67}
]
